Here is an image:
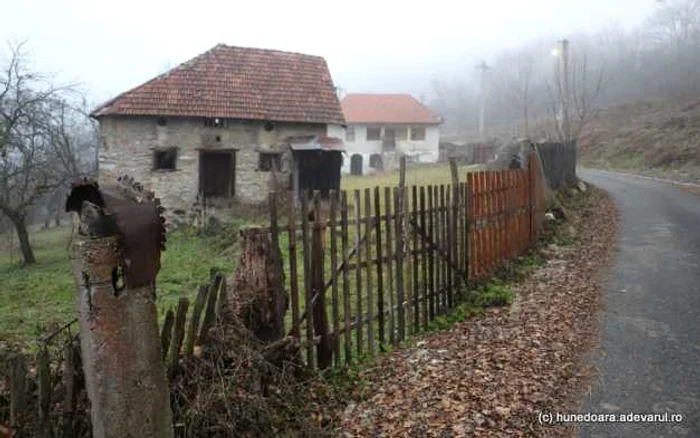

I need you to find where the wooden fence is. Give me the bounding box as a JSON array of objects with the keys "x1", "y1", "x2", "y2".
[
  {"x1": 536, "y1": 141, "x2": 577, "y2": 189},
  {"x1": 274, "y1": 155, "x2": 547, "y2": 369},
  {"x1": 2, "y1": 271, "x2": 230, "y2": 437}
]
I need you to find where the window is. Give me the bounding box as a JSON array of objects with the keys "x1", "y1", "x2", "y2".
[
  {"x1": 153, "y1": 147, "x2": 178, "y2": 171},
  {"x1": 366, "y1": 127, "x2": 381, "y2": 141},
  {"x1": 264, "y1": 121, "x2": 275, "y2": 132},
  {"x1": 369, "y1": 153, "x2": 383, "y2": 170},
  {"x1": 157, "y1": 118, "x2": 167, "y2": 127},
  {"x1": 396, "y1": 127, "x2": 408, "y2": 141},
  {"x1": 204, "y1": 118, "x2": 226, "y2": 128},
  {"x1": 410, "y1": 126, "x2": 426, "y2": 141},
  {"x1": 346, "y1": 126, "x2": 356, "y2": 142},
  {"x1": 259, "y1": 153, "x2": 282, "y2": 172}
]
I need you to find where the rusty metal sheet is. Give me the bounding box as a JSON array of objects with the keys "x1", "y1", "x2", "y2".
[{"x1": 66, "y1": 176, "x2": 167, "y2": 289}]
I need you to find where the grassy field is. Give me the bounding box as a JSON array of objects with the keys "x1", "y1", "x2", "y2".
[
  {"x1": 0, "y1": 163, "x2": 472, "y2": 347},
  {"x1": 341, "y1": 163, "x2": 481, "y2": 193},
  {"x1": 0, "y1": 222, "x2": 243, "y2": 347}
]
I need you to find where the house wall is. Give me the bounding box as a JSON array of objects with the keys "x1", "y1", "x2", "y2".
[
  {"x1": 98, "y1": 116, "x2": 326, "y2": 221},
  {"x1": 340, "y1": 124, "x2": 440, "y2": 174}
]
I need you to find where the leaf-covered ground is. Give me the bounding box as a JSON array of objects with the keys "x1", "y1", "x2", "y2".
[{"x1": 338, "y1": 188, "x2": 620, "y2": 437}]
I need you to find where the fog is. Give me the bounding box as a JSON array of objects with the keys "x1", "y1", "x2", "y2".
[{"x1": 3, "y1": 0, "x2": 656, "y2": 104}]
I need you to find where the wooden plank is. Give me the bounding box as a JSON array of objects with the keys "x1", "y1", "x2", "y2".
[
  {"x1": 510, "y1": 171, "x2": 517, "y2": 259},
  {"x1": 198, "y1": 274, "x2": 221, "y2": 344},
  {"x1": 329, "y1": 190, "x2": 340, "y2": 366},
  {"x1": 384, "y1": 186, "x2": 396, "y2": 345},
  {"x1": 462, "y1": 181, "x2": 468, "y2": 284},
  {"x1": 185, "y1": 285, "x2": 208, "y2": 356},
  {"x1": 427, "y1": 185, "x2": 435, "y2": 322},
  {"x1": 62, "y1": 343, "x2": 77, "y2": 438},
  {"x1": 269, "y1": 191, "x2": 285, "y2": 340},
  {"x1": 474, "y1": 172, "x2": 481, "y2": 278},
  {"x1": 373, "y1": 186, "x2": 385, "y2": 349},
  {"x1": 399, "y1": 155, "x2": 407, "y2": 189},
  {"x1": 466, "y1": 174, "x2": 474, "y2": 280},
  {"x1": 483, "y1": 172, "x2": 491, "y2": 274},
  {"x1": 486, "y1": 172, "x2": 494, "y2": 274},
  {"x1": 495, "y1": 171, "x2": 502, "y2": 268},
  {"x1": 353, "y1": 189, "x2": 363, "y2": 358},
  {"x1": 38, "y1": 347, "x2": 51, "y2": 438},
  {"x1": 9, "y1": 354, "x2": 26, "y2": 427},
  {"x1": 419, "y1": 186, "x2": 428, "y2": 331},
  {"x1": 448, "y1": 185, "x2": 456, "y2": 309},
  {"x1": 340, "y1": 191, "x2": 352, "y2": 365},
  {"x1": 160, "y1": 309, "x2": 174, "y2": 362},
  {"x1": 168, "y1": 297, "x2": 189, "y2": 372},
  {"x1": 287, "y1": 190, "x2": 300, "y2": 338},
  {"x1": 438, "y1": 184, "x2": 450, "y2": 314},
  {"x1": 364, "y1": 188, "x2": 375, "y2": 354},
  {"x1": 312, "y1": 191, "x2": 332, "y2": 369},
  {"x1": 394, "y1": 187, "x2": 406, "y2": 341},
  {"x1": 300, "y1": 190, "x2": 314, "y2": 367},
  {"x1": 411, "y1": 185, "x2": 420, "y2": 334}
]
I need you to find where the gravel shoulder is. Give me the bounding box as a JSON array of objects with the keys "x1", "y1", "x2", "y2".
[{"x1": 338, "y1": 188, "x2": 620, "y2": 437}]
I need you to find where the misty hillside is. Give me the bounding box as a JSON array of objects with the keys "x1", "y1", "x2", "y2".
[{"x1": 579, "y1": 98, "x2": 700, "y2": 176}]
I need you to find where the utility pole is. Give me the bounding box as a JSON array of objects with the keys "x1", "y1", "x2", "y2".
[
  {"x1": 554, "y1": 39, "x2": 571, "y2": 142},
  {"x1": 475, "y1": 61, "x2": 491, "y2": 141}
]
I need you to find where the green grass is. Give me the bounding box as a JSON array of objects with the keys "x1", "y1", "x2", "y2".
[
  {"x1": 341, "y1": 163, "x2": 482, "y2": 194},
  {"x1": 0, "y1": 220, "x2": 244, "y2": 347}
]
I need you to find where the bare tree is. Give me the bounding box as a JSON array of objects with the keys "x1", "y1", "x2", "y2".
[
  {"x1": 0, "y1": 41, "x2": 88, "y2": 265},
  {"x1": 497, "y1": 54, "x2": 535, "y2": 138},
  {"x1": 545, "y1": 47, "x2": 605, "y2": 144}
]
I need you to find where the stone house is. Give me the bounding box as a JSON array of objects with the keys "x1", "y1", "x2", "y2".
[
  {"x1": 339, "y1": 94, "x2": 441, "y2": 175},
  {"x1": 91, "y1": 44, "x2": 345, "y2": 220}
]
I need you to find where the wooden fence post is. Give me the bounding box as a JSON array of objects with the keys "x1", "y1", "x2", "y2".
[
  {"x1": 312, "y1": 192, "x2": 332, "y2": 369},
  {"x1": 67, "y1": 180, "x2": 174, "y2": 438},
  {"x1": 9, "y1": 354, "x2": 26, "y2": 428}
]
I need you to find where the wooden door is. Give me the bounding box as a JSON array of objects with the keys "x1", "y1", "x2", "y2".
[{"x1": 199, "y1": 150, "x2": 235, "y2": 198}]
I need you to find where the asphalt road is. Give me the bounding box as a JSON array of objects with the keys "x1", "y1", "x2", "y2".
[{"x1": 577, "y1": 169, "x2": 700, "y2": 437}]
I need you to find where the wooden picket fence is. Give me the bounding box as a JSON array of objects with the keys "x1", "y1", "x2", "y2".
[{"x1": 273, "y1": 155, "x2": 547, "y2": 370}]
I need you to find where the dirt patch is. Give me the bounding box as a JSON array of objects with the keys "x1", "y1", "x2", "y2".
[{"x1": 335, "y1": 188, "x2": 620, "y2": 437}]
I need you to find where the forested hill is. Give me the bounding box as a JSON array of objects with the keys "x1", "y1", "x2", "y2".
[{"x1": 579, "y1": 97, "x2": 700, "y2": 177}]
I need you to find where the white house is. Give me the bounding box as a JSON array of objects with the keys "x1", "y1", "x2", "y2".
[{"x1": 339, "y1": 94, "x2": 441, "y2": 175}]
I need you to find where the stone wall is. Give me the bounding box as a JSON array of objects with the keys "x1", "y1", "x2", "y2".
[{"x1": 98, "y1": 116, "x2": 326, "y2": 222}]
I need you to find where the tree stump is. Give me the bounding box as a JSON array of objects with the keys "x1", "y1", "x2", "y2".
[{"x1": 231, "y1": 227, "x2": 286, "y2": 343}]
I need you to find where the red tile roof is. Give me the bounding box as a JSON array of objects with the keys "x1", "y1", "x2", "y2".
[
  {"x1": 341, "y1": 94, "x2": 440, "y2": 125},
  {"x1": 91, "y1": 44, "x2": 345, "y2": 125}
]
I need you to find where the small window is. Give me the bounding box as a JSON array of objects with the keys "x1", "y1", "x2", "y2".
[
  {"x1": 204, "y1": 118, "x2": 225, "y2": 128},
  {"x1": 259, "y1": 153, "x2": 282, "y2": 172},
  {"x1": 410, "y1": 127, "x2": 426, "y2": 141},
  {"x1": 264, "y1": 122, "x2": 275, "y2": 132},
  {"x1": 153, "y1": 147, "x2": 178, "y2": 171},
  {"x1": 396, "y1": 127, "x2": 408, "y2": 141},
  {"x1": 157, "y1": 118, "x2": 167, "y2": 127},
  {"x1": 369, "y1": 154, "x2": 383, "y2": 170},
  {"x1": 346, "y1": 126, "x2": 356, "y2": 142},
  {"x1": 366, "y1": 127, "x2": 381, "y2": 141}
]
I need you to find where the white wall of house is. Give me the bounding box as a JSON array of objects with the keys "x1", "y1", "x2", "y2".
[
  {"x1": 326, "y1": 124, "x2": 345, "y2": 139},
  {"x1": 339, "y1": 124, "x2": 440, "y2": 174}
]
